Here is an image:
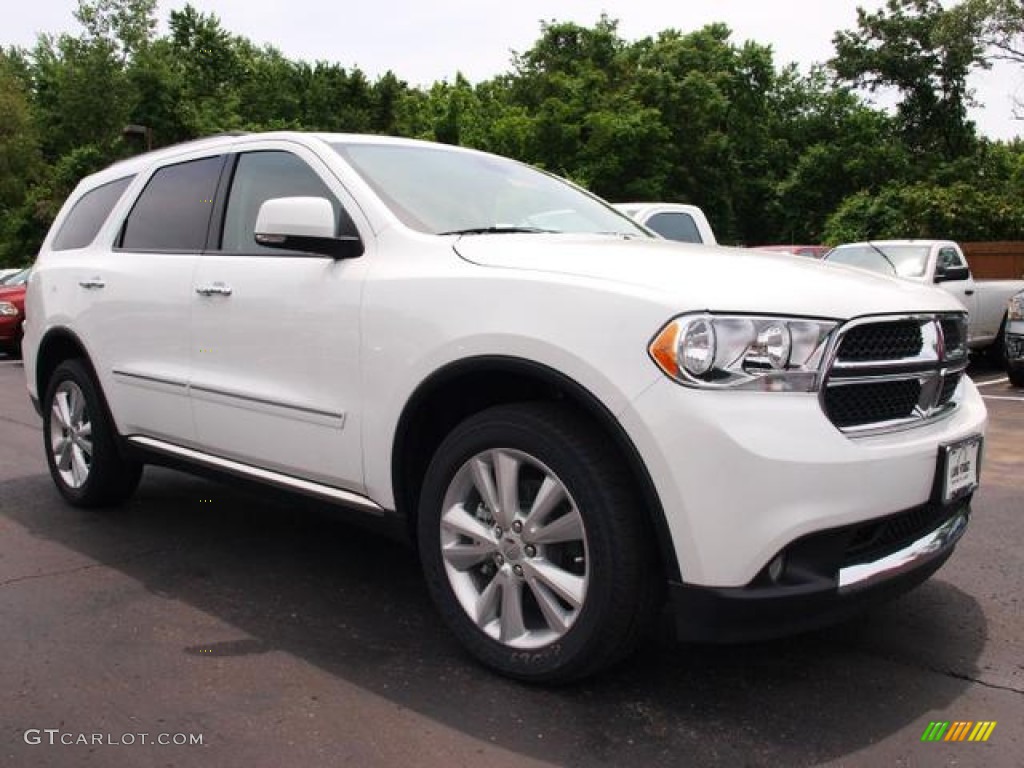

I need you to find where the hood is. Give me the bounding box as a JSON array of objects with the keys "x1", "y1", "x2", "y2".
[
  {"x1": 453, "y1": 235, "x2": 966, "y2": 319},
  {"x1": 0, "y1": 284, "x2": 26, "y2": 301}
]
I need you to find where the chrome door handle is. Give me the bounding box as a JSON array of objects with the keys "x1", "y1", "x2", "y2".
[
  {"x1": 195, "y1": 282, "x2": 233, "y2": 297},
  {"x1": 78, "y1": 277, "x2": 105, "y2": 289},
  {"x1": 964, "y1": 289, "x2": 974, "y2": 296}
]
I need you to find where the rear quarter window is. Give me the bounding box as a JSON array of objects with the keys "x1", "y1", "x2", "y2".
[{"x1": 51, "y1": 176, "x2": 135, "y2": 251}]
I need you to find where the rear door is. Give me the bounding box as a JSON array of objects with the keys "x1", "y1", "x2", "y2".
[
  {"x1": 188, "y1": 142, "x2": 370, "y2": 491},
  {"x1": 77, "y1": 154, "x2": 225, "y2": 444}
]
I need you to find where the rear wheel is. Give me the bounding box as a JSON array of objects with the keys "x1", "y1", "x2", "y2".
[
  {"x1": 418, "y1": 402, "x2": 662, "y2": 682},
  {"x1": 42, "y1": 359, "x2": 142, "y2": 507}
]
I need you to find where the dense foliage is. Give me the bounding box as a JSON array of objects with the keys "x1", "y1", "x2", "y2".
[{"x1": 1, "y1": 0, "x2": 1022, "y2": 263}]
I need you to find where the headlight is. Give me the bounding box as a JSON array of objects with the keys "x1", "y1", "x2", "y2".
[
  {"x1": 1009, "y1": 294, "x2": 1024, "y2": 321},
  {"x1": 649, "y1": 313, "x2": 838, "y2": 391},
  {"x1": 0, "y1": 302, "x2": 18, "y2": 317}
]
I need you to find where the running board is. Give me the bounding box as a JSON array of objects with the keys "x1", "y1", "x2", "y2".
[{"x1": 127, "y1": 436, "x2": 386, "y2": 516}]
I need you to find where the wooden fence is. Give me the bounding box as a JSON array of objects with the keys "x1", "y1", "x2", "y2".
[{"x1": 962, "y1": 242, "x2": 1024, "y2": 280}]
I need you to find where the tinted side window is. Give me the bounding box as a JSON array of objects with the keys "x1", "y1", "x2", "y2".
[
  {"x1": 121, "y1": 156, "x2": 223, "y2": 251},
  {"x1": 221, "y1": 151, "x2": 355, "y2": 254},
  {"x1": 52, "y1": 176, "x2": 134, "y2": 251},
  {"x1": 646, "y1": 212, "x2": 702, "y2": 243}
]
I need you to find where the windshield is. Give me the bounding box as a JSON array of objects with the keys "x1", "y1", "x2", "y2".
[
  {"x1": 330, "y1": 142, "x2": 646, "y2": 238},
  {"x1": 0, "y1": 268, "x2": 31, "y2": 286},
  {"x1": 825, "y1": 244, "x2": 930, "y2": 278}
]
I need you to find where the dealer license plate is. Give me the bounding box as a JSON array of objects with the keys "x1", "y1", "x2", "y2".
[{"x1": 941, "y1": 436, "x2": 982, "y2": 503}]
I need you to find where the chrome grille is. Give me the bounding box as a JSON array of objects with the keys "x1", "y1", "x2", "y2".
[
  {"x1": 837, "y1": 321, "x2": 923, "y2": 362},
  {"x1": 822, "y1": 313, "x2": 968, "y2": 436}
]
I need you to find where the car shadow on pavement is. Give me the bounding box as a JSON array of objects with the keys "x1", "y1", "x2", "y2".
[{"x1": 0, "y1": 467, "x2": 987, "y2": 767}]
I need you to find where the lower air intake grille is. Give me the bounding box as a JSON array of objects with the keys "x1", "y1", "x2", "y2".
[{"x1": 824, "y1": 380, "x2": 922, "y2": 428}]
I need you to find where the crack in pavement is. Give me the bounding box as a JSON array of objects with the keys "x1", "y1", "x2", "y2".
[
  {"x1": 0, "y1": 547, "x2": 178, "y2": 590},
  {"x1": 928, "y1": 665, "x2": 1024, "y2": 696},
  {"x1": 851, "y1": 644, "x2": 1024, "y2": 697},
  {"x1": 0, "y1": 413, "x2": 41, "y2": 432}
]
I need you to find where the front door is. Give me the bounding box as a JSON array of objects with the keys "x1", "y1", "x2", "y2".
[{"x1": 189, "y1": 144, "x2": 369, "y2": 491}]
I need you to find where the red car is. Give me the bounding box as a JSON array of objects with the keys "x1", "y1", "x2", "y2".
[
  {"x1": 755, "y1": 245, "x2": 830, "y2": 259},
  {"x1": 0, "y1": 268, "x2": 31, "y2": 357}
]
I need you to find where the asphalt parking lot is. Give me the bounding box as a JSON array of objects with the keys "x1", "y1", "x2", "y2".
[{"x1": 1, "y1": 357, "x2": 1021, "y2": 767}]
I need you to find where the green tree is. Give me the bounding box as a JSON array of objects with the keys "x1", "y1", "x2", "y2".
[
  {"x1": 831, "y1": 0, "x2": 988, "y2": 162},
  {"x1": 769, "y1": 68, "x2": 909, "y2": 242},
  {"x1": 74, "y1": 0, "x2": 157, "y2": 61},
  {"x1": 0, "y1": 54, "x2": 45, "y2": 264}
]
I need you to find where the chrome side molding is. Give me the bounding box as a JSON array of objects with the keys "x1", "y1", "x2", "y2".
[{"x1": 127, "y1": 435, "x2": 385, "y2": 516}]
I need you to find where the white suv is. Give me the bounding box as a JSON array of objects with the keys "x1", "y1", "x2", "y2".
[{"x1": 23, "y1": 132, "x2": 986, "y2": 681}]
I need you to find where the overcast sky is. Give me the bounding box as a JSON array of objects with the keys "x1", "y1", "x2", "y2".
[{"x1": 5, "y1": 0, "x2": 1022, "y2": 140}]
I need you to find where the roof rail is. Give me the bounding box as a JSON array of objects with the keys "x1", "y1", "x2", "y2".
[{"x1": 111, "y1": 130, "x2": 252, "y2": 168}]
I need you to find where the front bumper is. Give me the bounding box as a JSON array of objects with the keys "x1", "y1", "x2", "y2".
[
  {"x1": 620, "y1": 375, "x2": 986, "y2": 587},
  {"x1": 1005, "y1": 327, "x2": 1024, "y2": 367},
  {"x1": 669, "y1": 500, "x2": 969, "y2": 641}
]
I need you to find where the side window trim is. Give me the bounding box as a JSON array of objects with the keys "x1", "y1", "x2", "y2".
[
  {"x1": 114, "y1": 154, "x2": 228, "y2": 253},
  {"x1": 205, "y1": 154, "x2": 239, "y2": 252}
]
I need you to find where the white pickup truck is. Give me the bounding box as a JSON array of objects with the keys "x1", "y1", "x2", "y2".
[
  {"x1": 825, "y1": 240, "x2": 1024, "y2": 354},
  {"x1": 613, "y1": 202, "x2": 717, "y2": 245},
  {"x1": 24, "y1": 133, "x2": 986, "y2": 681}
]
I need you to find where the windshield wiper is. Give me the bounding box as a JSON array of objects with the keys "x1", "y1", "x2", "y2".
[
  {"x1": 438, "y1": 226, "x2": 556, "y2": 235},
  {"x1": 865, "y1": 241, "x2": 900, "y2": 276}
]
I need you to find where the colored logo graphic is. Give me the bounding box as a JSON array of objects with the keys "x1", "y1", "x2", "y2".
[{"x1": 921, "y1": 721, "x2": 996, "y2": 742}]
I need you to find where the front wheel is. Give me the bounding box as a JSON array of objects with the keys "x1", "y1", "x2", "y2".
[
  {"x1": 1009, "y1": 366, "x2": 1024, "y2": 388},
  {"x1": 42, "y1": 359, "x2": 142, "y2": 508},
  {"x1": 418, "y1": 403, "x2": 662, "y2": 682}
]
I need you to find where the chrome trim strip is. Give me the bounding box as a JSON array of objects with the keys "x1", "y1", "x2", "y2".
[
  {"x1": 112, "y1": 369, "x2": 188, "y2": 389},
  {"x1": 127, "y1": 436, "x2": 384, "y2": 515},
  {"x1": 189, "y1": 383, "x2": 345, "y2": 421},
  {"x1": 838, "y1": 510, "x2": 969, "y2": 591},
  {"x1": 836, "y1": 402, "x2": 957, "y2": 438}
]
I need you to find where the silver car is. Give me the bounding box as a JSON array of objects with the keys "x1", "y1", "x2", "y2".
[{"x1": 1006, "y1": 291, "x2": 1024, "y2": 387}]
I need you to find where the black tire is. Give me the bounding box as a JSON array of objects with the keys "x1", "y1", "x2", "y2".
[
  {"x1": 1009, "y1": 366, "x2": 1024, "y2": 388},
  {"x1": 417, "y1": 402, "x2": 663, "y2": 682},
  {"x1": 988, "y1": 313, "x2": 1007, "y2": 367},
  {"x1": 42, "y1": 359, "x2": 142, "y2": 508}
]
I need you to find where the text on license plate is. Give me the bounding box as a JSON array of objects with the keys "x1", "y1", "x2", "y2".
[{"x1": 943, "y1": 437, "x2": 981, "y2": 502}]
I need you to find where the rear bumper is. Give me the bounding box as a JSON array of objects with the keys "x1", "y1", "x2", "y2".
[{"x1": 669, "y1": 500, "x2": 969, "y2": 642}]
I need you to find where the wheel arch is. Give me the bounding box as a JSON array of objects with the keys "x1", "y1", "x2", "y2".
[
  {"x1": 391, "y1": 355, "x2": 681, "y2": 581},
  {"x1": 35, "y1": 326, "x2": 95, "y2": 401}
]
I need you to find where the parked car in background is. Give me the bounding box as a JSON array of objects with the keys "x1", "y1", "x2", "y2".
[
  {"x1": 613, "y1": 202, "x2": 717, "y2": 245},
  {"x1": 0, "y1": 268, "x2": 22, "y2": 283},
  {"x1": 824, "y1": 240, "x2": 1024, "y2": 355},
  {"x1": 0, "y1": 268, "x2": 31, "y2": 357},
  {"x1": 756, "y1": 245, "x2": 829, "y2": 259},
  {"x1": 1005, "y1": 291, "x2": 1024, "y2": 387}
]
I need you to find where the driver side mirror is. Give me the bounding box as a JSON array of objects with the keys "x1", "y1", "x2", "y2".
[
  {"x1": 934, "y1": 264, "x2": 970, "y2": 283},
  {"x1": 254, "y1": 197, "x2": 363, "y2": 259}
]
